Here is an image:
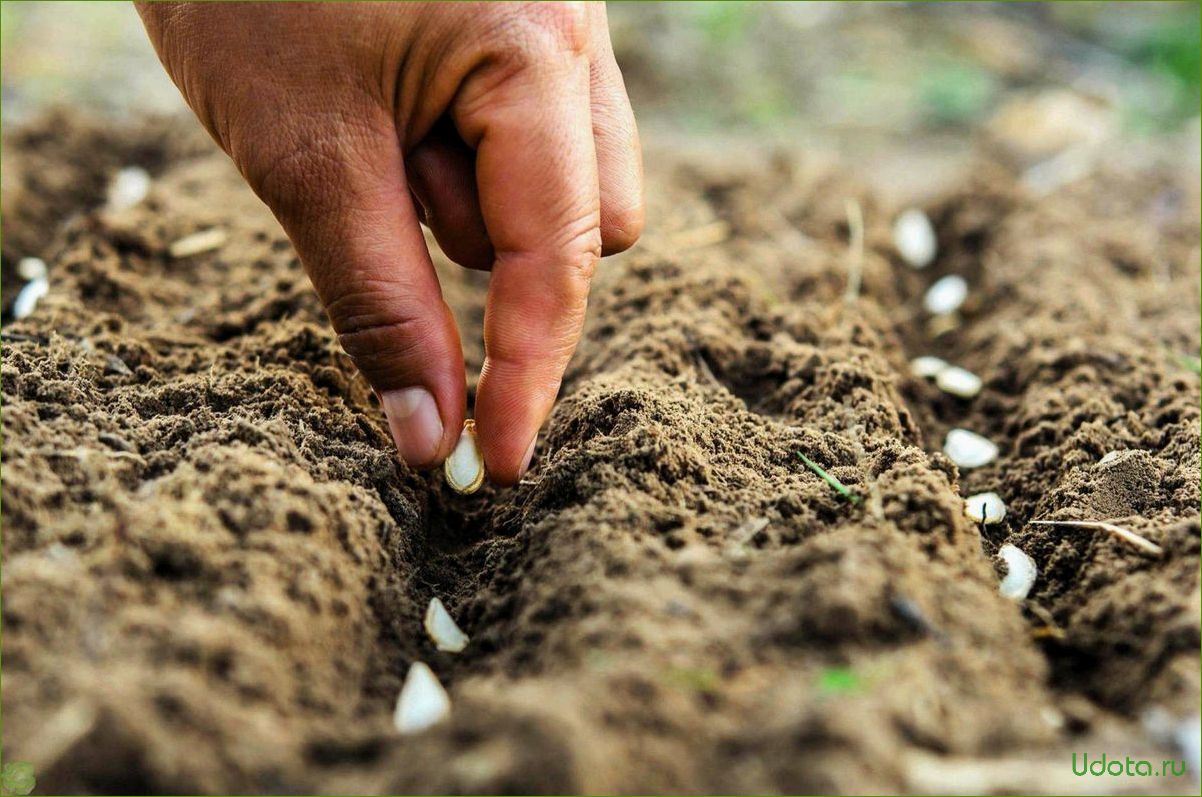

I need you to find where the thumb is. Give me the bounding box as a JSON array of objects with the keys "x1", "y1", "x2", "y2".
[{"x1": 241, "y1": 116, "x2": 466, "y2": 468}]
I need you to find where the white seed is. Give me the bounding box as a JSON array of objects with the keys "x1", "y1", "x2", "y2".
[
  {"x1": 935, "y1": 365, "x2": 982, "y2": 398},
  {"x1": 169, "y1": 228, "x2": 227, "y2": 258},
  {"x1": 1098, "y1": 450, "x2": 1122, "y2": 466},
  {"x1": 393, "y1": 661, "x2": 451, "y2": 734},
  {"x1": 424, "y1": 597, "x2": 469, "y2": 653},
  {"x1": 923, "y1": 275, "x2": 968, "y2": 315},
  {"x1": 12, "y1": 277, "x2": 48, "y2": 319},
  {"x1": 910, "y1": 355, "x2": 948, "y2": 379},
  {"x1": 998, "y1": 543, "x2": 1036, "y2": 600},
  {"x1": 17, "y1": 256, "x2": 46, "y2": 281},
  {"x1": 893, "y1": 208, "x2": 937, "y2": 269},
  {"x1": 1175, "y1": 715, "x2": 1200, "y2": 780},
  {"x1": 444, "y1": 419, "x2": 484, "y2": 495},
  {"x1": 965, "y1": 492, "x2": 1006, "y2": 524},
  {"x1": 106, "y1": 166, "x2": 151, "y2": 212},
  {"x1": 944, "y1": 428, "x2": 999, "y2": 469}
]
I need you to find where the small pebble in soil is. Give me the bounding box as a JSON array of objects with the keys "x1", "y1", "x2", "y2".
[
  {"x1": 893, "y1": 208, "x2": 937, "y2": 269},
  {"x1": 424, "y1": 597, "x2": 470, "y2": 653},
  {"x1": 935, "y1": 365, "x2": 982, "y2": 398},
  {"x1": 923, "y1": 275, "x2": 968, "y2": 315},
  {"x1": 444, "y1": 420, "x2": 484, "y2": 495},
  {"x1": 997, "y1": 543, "x2": 1036, "y2": 600},
  {"x1": 910, "y1": 355, "x2": 948, "y2": 378},
  {"x1": 12, "y1": 277, "x2": 49, "y2": 319},
  {"x1": 106, "y1": 166, "x2": 151, "y2": 212},
  {"x1": 394, "y1": 661, "x2": 451, "y2": 734},
  {"x1": 169, "y1": 228, "x2": 228, "y2": 258},
  {"x1": 17, "y1": 257, "x2": 46, "y2": 281},
  {"x1": 944, "y1": 428, "x2": 999, "y2": 469},
  {"x1": 964, "y1": 491, "x2": 1006, "y2": 524}
]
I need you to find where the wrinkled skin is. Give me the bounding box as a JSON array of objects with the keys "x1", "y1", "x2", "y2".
[{"x1": 138, "y1": 1, "x2": 644, "y2": 483}]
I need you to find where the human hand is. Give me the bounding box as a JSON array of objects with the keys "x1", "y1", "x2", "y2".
[{"x1": 138, "y1": 1, "x2": 643, "y2": 484}]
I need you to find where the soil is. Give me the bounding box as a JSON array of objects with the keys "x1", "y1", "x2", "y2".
[{"x1": 2, "y1": 112, "x2": 1199, "y2": 795}]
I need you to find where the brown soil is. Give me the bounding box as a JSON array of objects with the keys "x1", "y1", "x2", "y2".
[{"x1": 2, "y1": 113, "x2": 1199, "y2": 795}]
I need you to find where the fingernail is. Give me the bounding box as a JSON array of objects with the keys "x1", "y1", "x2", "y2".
[
  {"x1": 381, "y1": 388, "x2": 444, "y2": 468},
  {"x1": 517, "y1": 434, "x2": 538, "y2": 479}
]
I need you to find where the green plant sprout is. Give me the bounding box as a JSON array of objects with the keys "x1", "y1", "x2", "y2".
[
  {"x1": 797, "y1": 453, "x2": 862, "y2": 505},
  {"x1": 817, "y1": 666, "x2": 862, "y2": 695}
]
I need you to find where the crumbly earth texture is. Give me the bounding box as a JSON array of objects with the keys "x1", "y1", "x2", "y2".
[{"x1": 2, "y1": 113, "x2": 1199, "y2": 795}]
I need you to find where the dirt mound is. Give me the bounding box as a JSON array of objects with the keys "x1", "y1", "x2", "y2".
[{"x1": 2, "y1": 113, "x2": 1198, "y2": 794}]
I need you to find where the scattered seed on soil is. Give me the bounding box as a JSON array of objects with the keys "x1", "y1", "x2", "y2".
[
  {"x1": 444, "y1": 419, "x2": 484, "y2": 495},
  {"x1": 17, "y1": 256, "x2": 46, "y2": 281},
  {"x1": 965, "y1": 492, "x2": 1006, "y2": 524},
  {"x1": 423, "y1": 597, "x2": 469, "y2": 653},
  {"x1": 12, "y1": 277, "x2": 49, "y2": 319},
  {"x1": 923, "y1": 274, "x2": 968, "y2": 315},
  {"x1": 106, "y1": 166, "x2": 151, "y2": 212},
  {"x1": 910, "y1": 355, "x2": 948, "y2": 378},
  {"x1": 943, "y1": 428, "x2": 999, "y2": 469},
  {"x1": 168, "y1": 228, "x2": 228, "y2": 258},
  {"x1": 393, "y1": 661, "x2": 451, "y2": 734},
  {"x1": 797, "y1": 452, "x2": 861, "y2": 504},
  {"x1": 1028, "y1": 519, "x2": 1163, "y2": 557},
  {"x1": 997, "y1": 544, "x2": 1036, "y2": 600},
  {"x1": 104, "y1": 354, "x2": 133, "y2": 376},
  {"x1": 893, "y1": 208, "x2": 937, "y2": 269},
  {"x1": 935, "y1": 365, "x2": 982, "y2": 398}
]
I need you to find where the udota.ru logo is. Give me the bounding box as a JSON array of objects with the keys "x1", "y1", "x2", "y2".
[{"x1": 1072, "y1": 752, "x2": 1187, "y2": 778}]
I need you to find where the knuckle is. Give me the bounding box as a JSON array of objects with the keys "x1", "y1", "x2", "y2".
[
  {"x1": 523, "y1": 2, "x2": 591, "y2": 56},
  {"x1": 480, "y1": 2, "x2": 591, "y2": 67},
  {"x1": 557, "y1": 216, "x2": 603, "y2": 283}
]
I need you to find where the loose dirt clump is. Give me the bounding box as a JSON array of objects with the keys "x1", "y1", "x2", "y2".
[{"x1": 2, "y1": 113, "x2": 1199, "y2": 794}]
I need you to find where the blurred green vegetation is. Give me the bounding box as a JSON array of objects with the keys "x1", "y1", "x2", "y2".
[{"x1": 2, "y1": 1, "x2": 1199, "y2": 139}]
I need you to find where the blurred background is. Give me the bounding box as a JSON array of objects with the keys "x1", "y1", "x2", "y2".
[{"x1": 3, "y1": 1, "x2": 1198, "y2": 144}]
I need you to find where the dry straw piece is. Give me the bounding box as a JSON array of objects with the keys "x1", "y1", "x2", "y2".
[
  {"x1": 444, "y1": 419, "x2": 484, "y2": 495},
  {"x1": 1028, "y1": 519, "x2": 1163, "y2": 556}
]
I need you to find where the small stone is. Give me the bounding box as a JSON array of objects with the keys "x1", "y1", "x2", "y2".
[
  {"x1": 394, "y1": 661, "x2": 451, "y2": 734},
  {"x1": 944, "y1": 428, "x2": 999, "y2": 469},
  {"x1": 935, "y1": 365, "x2": 982, "y2": 398},
  {"x1": 923, "y1": 275, "x2": 969, "y2": 315},
  {"x1": 964, "y1": 492, "x2": 1006, "y2": 524},
  {"x1": 893, "y1": 208, "x2": 937, "y2": 269}
]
